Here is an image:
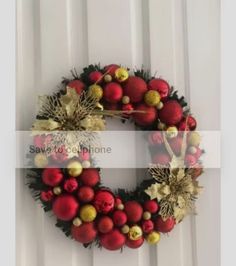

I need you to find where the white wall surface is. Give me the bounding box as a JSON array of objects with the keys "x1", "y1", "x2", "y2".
[{"x1": 16, "y1": 1, "x2": 220, "y2": 266}]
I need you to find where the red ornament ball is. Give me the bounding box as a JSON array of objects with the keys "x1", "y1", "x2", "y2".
[
  {"x1": 67, "y1": 80, "x2": 85, "y2": 94},
  {"x1": 123, "y1": 76, "x2": 148, "y2": 103},
  {"x1": 178, "y1": 120, "x2": 189, "y2": 131},
  {"x1": 80, "y1": 169, "x2": 100, "y2": 187},
  {"x1": 142, "y1": 220, "x2": 154, "y2": 234},
  {"x1": 97, "y1": 216, "x2": 114, "y2": 234},
  {"x1": 103, "y1": 82, "x2": 123, "y2": 103},
  {"x1": 40, "y1": 190, "x2": 54, "y2": 202},
  {"x1": 52, "y1": 195, "x2": 79, "y2": 221},
  {"x1": 148, "y1": 78, "x2": 170, "y2": 99},
  {"x1": 169, "y1": 136, "x2": 183, "y2": 156},
  {"x1": 100, "y1": 229, "x2": 125, "y2": 250},
  {"x1": 64, "y1": 177, "x2": 78, "y2": 193},
  {"x1": 89, "y1": 71, "x2": 103, "y2": 84},
  {"x1": 126, "y1": 237, "x2": 144, "y2": 249},
  {"x1": 133, "y1": 104, "x2": 157, "y2": 126},
  {"x1": 71, "y1": 222, "x2": 97, "y2": 244},
  {"x1": 155, "y1": 216, "x2": 175, "y2": 233},
  {"x1": 115, "y1": 197, "x2": 122, "y2": 207},
  {"x1": 152, "y1": 153, "x2": 171, "y2": 165},
  {"x1": 143, "y1": 200, "x2": 159, "y2": 214},
  {"x1": 148, "y1": 131, "x2": 163, "y2": 145},
  {"x1": 42, "y1": 167, "x2": 63, "y2": 187},
  {"x1": 93, "y1": 190, "x2": 115, "y2": 214},
  {"x1": 112, "y1": 210, "x2": 127, "y2": 227},
  {"x1": 124, "y1": 201, "x2": 143, "y2": 223},
  {"x1": 185, "y1": 154, "x2": 197, "y2": 166},
  {"x1": 159, "y1": 100, "x2": 183, "y2": 125},
  {"x1": 77, "y1": 186, "x2": 94, "y2": 202},
  {"x1": 187, "y1": 116, "x2": 197, "y2": 130},
  {"x1": 104, "y1": 64, "x2": 119, "y2": 77}
]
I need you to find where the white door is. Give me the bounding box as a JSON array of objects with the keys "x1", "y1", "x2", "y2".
[{"x1": 16, "y1": 1, "x2": 220, "y2": 266}]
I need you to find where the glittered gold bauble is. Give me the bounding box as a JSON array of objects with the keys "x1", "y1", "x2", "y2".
[
  {"x1": 67, "y1": 161, "x2": 83, "y2": 177},
  {"x1": 117, "y1": 203, "x2": 124, "y2": 210},
  {"x1": 34, "y1": 153, "x2": 48, "y2": 168},
  {"x1": 121, "y1": 225, "x2": 130, "y2": 234},
  {"x1": 146, "y1": 231, "x2": 160, "y2": 244},
  {"x1": 122, "y1": 96, "x2": 130, "y2": 104},
  {"x1": 80, "y1": 204, "x2": 97, "y2": 222},
  {"x1": 157, "y1": 101, "x2": 164, "y2": 110},
  {"x1": 73, "y1": 217, "x2": 82, "y2": 227},
  {"x1": 53, "y1": 186, "x2": 62, "y2": 195},
  {"x1": 128, "y1": 225, "x2": 143, "y2": 240},
  {"x1": 166, "y1": 126, "x2": 178, "y2": 138},
  {"x1": 143, "y1": 211, "x2": 151, "y2": 220},
  {"x1": 144, "y1": 90, "x2": 161, "y2": 107},
  {"x1": 104, "y1": 74, "x2": 112, "y2": 83},
  {"x1": 88, "y1": 84, "x2": 103, "y2": 100},
  {"x1": 115, "y1": 68, "x2": 129, "y2": 82},
  {"x1": 188, "y1": 132, "x2": 201, "y2": 147},
  {"x1": 81, "y1": 160, "x2": 91, "y2": 169},
  {"x1": 157, "y1": 122, "x2": 166, "y2": 130}
]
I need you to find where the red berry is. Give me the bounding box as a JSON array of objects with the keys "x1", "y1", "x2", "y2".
[
  {"x1": 159, "y1": 100, "x2": 183, "y2": 125},
  {"x1": 64, "y1": 177, "x2": 78, "y2": 193},
  {"x1": 126, "y1": 237, "x2": 144, "y2": 249},
  {"x1": 142, "y1": 220, "x2": 154, "y2": 234},
  {"x1": 100, "y1": 229, "x2": 125, "y2": 250},
  {"x1": 148, "y1": 78, "x2": 170, "y2": 99},
  {"x1": 71, "y1": 222, "x2": 97, "y2": 243},
  {"x1": 42, "y1": 167, "x2": 63, "y2": 187},
  {"x1": 80, "y1": 169, "x2": 100, "y2": 187},
  {"x1": 103, "y1": 82, "x2": 123, "y2": 103},
  {"x1": 155, "y1": 216, "x2": 175, "y2": 233},
  {"x1": 112, "y1": 210, "x2": 127, "y2": 226},
  {"x1": 143, "y1": 200, "x2": 159, "y2": 213},
  {"x1": 97, "y1": 216, "x2": 114, "y2": 234},
  {"x1": 122, "y1": 103, "x2": 134, "y2": 117},
  {"x1": 124, "y1": 201, "x2": 143, "y2": 223},
  {"x1": 40, "y1": 190, "x2": 54, "y2": 202},
  {"x1": 133, "y1": 104, "x2": 157, "y2": 126},
  {"x1": 187, "y1": 116, "x2": 197, "y2": 130},
  {"x1": 67, "y1": 80, "x2": 85, "y2": 94},
  {"x1": 77, "y1": 186, "x2": 94, "y2": 202},
  {"x1": 89, "y1": 71, "x2": 103, "y2": 84}
]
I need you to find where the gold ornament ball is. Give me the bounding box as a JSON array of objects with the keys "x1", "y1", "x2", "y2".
[
  {"x1": 188, "y1": 132, "x2": 201, "y2": 147},
  {"x1": 128, "y1": 225, "x2": 143, "y2": 240},
  {"x1": 121, "y1": 225, "x2": 130, "y2": 234},
  {"x1": 157, "y1": 101, "x2": 164, "y2": 110},
  {"x1": 67, "y1": 161, "x2": 83, "y2": 177},
  {"x1": 146, "y1": 231, "x2": 161, "y2": 244},
  {"x1": 117, "y1": 203, "x2": 124, "y2": 210},
  {"x1": 115, "y1": 68, "x2": 129, "y2": 82},
  {"x1": 73, "y1": 217, "x2": 82, "y2": 227},
  {"x1": 104, "y1": 74, "x2": 112, "y2": 83},
  {"x1": 53, "y1": 186, "x2": 62, "y2": 195},
  {"x1": 144, "y1": 90, "x2": 161, "y2": 107},
  {"x1": 34, "y1": 153, "x2": 48, "y2": 168},
  {"x1": 188, "y1": 146, "x2": 197, "y2": 154},
  {"x1": 143, "y1": 211, "x2": 151, "y2": 220},
  {"x1": 122, "y1": 96, "x2": 130, "y2": 104},
  {"x1": 82, "y1": 160, "x2": 91, "y2": 169},
  {"x1": 166, "y1": 126, "x2": 178, "y2": 138},
  {"x1": 88, "y1": 85, "x2": 103, "y2": 100},
  {"x1": 157, "y1": 122, "x2": 166, "y2": 130},
  {"x1": 80, "y1": 204, "x2": 97, "y2": 222}
]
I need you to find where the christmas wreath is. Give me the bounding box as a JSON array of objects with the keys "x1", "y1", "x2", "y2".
[{"x1": 27, "y1": 64, "x2": 203, "y2": 251}]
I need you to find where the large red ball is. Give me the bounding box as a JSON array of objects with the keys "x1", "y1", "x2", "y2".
[
  {"x1": 126, "y1": 237, "x2": 144, "y2": 249},
  {"x1": 148, "y1": 78, "x2": 170, "y2": 99},
  {"x1": 71, "y1": 222, "x2": 97, "y2": 244},
  {"x1": 97, "y1": 216, "x2": 114, "y2": 234},
  {"x1": 67, "y1": 80, "x2": 85, "y2": 94},
  {"x1": 169, "y1": 136, "x2": 183, "y2": 156},
  {"x1": 152, "y1": 153, "x2": 171, "y2": 165},
  {"x1": 52, "y1": 195, "x2": 79, "y2": 221},
  {"x1": 100, "y1": 229, "x2": 126, "y2": 250},
  {"x1": 103, "y1": 82, "x2": 123, "y2": 103},
  {"x1": 77, "y1": 186, "x2": 95, "y2": 202},
  {"x1": 143, "y1": 200, "x2": 159, "y2": 214},
  {"x1": 142, "y1": 220, "x2": 154, "y2": 234},
  {"x1": 89, "y1": 71, "x2": 103, "y2": 84},
  {"x1": 133, "y1": 104, "x2": 157, "y2": 126},
  {"x1": 124, "y1": 201, "x2": 143, "y2": 223},
  {"x1": 159, "y1": 100, "x2": 183, "y2": 125},
  {"x1": 123, "y1": 76, "x2": 148, "y2": 103},
  {"x1": 80, "y1": 169, "x2": 100, "y2": 187},
  {"x1": 155, "y1": 216, "x2": 175, "y2": 233},
  {"x1": 112, "y1": 210, "x2": 127, "y2": 227},
  {"x1": 104, "y1": 64, "x2": 119, "y2": 77},
  {"x1": 93, "y1": 190, "x2": 115, "y2": 214},
  {"x1": 42, "y1": 167, "x2": 63, "y2": 187}
]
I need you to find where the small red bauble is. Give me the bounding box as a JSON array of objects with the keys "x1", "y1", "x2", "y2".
[
  {"x1": 142, "y1": 220, "x2": 154, "y2": 234},
  {"x1": 187, "y1": 116, "x2": 197, "y2": 130},
  {"x1": 103, "y1": 82, "x2": 123, "y2": 103},
  {"x1": 100, "y1": 229, "x2": 125, "y2": 250},
  {"x1": 77, "y1": 186, "x2": 94, "y2": 202},
  {"x1": 97, "y1": 216, "x2": 114, "y2": 234},
  {"x1": 93, "y1": 190, "x2": 115, "y2": 214},
  {"x1": 155, "y1": 216, "x2": 175, "y2": 233},
  {"x1": 169, "y1": 136, "x2": 183, "y2": 156},
  {"x1": 52, "y1": 195, "x2": 79, "y2": 221},
  {"x1": 123, "y1": 76, "x2": 148, "y2": 103},
  {"x1": 80, "y1": 169, "x2": 100, "y2": 187},
  {"x1": 42, "y1": 167, "x2": 63, "y2": 187},
  {"x1": 178, "y1": 120, "x2": 190, "y2": 131},
  {"x1": 104, "y1": 64, "x2": 119, "y2": 77},
  {"x1": 40, "y1": 190, "x2": 54, "y2": 202},
  {"x1": 124, "y1": 201, "x2": 143, "y2": 223},
  {"x1": 89, "y1": 71, "x2": 103, "y2": 84},
  {"x1": 185, "y1": 154, "x2": 197, "y2": 166},
  {"x1": 143, "y1": 200, "x2": 159, "y2": 214},
  {"x1": 67, "y1": 80, "x2": 85, "y2": 94},
  {"x1": 148, "y1": 78, "x2": 170, "y2": 99},
  {"x1": 71, "y1": 222, "x2": 97, "y2": 244},
  {"x1": 126, "y1": 237, "x2": 144, "y2": 249},
  {"x1": 112, "y1": 210, "x2": 127, "y2": 227},
  {"x1": 115, "y1": 197, "x2": 122, "y2": 207},
  {"x1": 148, "y1": 131, "x2": 163, "y2": 145},
  {"x1": 152, "y1": 153, "x2": 171, "y2": 165},
  {"x1": 64, "y1": 177, "x2": 78, "y2": 193},
  {"x1": 133, "y1": 104, "x2": 157, "y2": 126},
  {"x1": 159, "y1": 100, "x2": 183, "y2": 125},
  {"x1": 78, "y1": 148, "x2": 90, "y2": 161},
  {"x1": 122, "y1": 103, "x2": 134, "y2": 116}
]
